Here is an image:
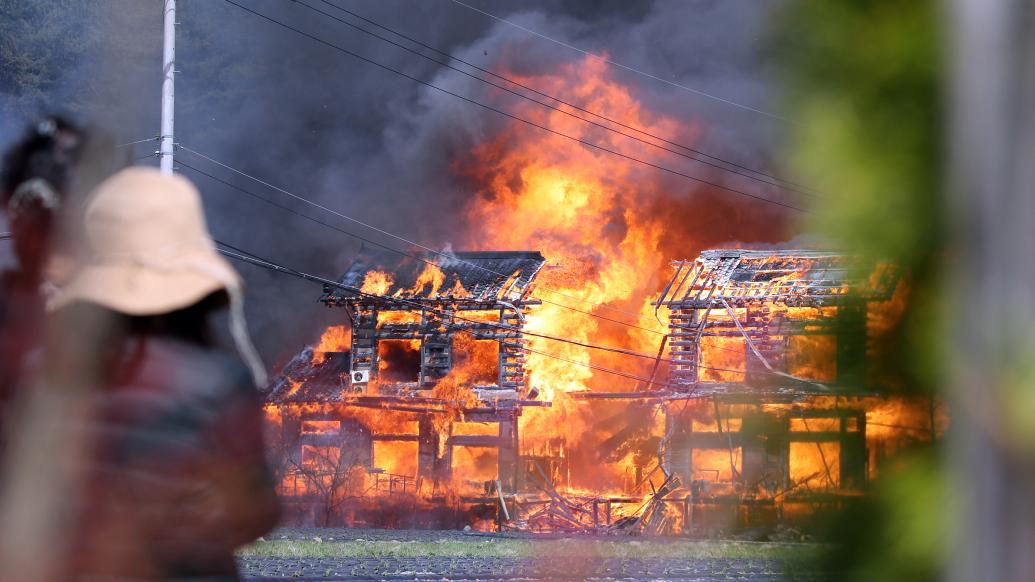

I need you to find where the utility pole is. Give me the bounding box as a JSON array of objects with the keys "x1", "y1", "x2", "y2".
[{"x1": 159, "y1": 0, "x2": 176, "y2": 174}]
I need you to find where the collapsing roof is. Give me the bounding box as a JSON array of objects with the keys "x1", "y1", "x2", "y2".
[
  {"x1": 267, "y1": 348, "x2": 351, "y2": 403},
  {"x1": 649, "y1": 249, "x2": 904, "y2": 398},
  {"x1": 322, "y1": 250, "x2": 547, "y2": 306},
  {"x1": 655, "y1": 249, "x2": 898, "y2": 309}
]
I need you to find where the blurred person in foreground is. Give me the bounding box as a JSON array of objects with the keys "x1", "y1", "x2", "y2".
[
  {"x1": 6, "y1": 167, "x2": 279, "y2": 580},
  {"x1": 0, "y1": 116, "x2": 84, "y2": 425}
]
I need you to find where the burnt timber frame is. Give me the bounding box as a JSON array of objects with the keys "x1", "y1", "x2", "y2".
[
  {"x1": 654, "y1": 249, "x2": 897, "y2": 391},
  {"x1": 649, "y1": 249, "x2": 899, "y2": 499},
  {"x1": 312, "y1": 251, "x2": 547, "y2": 493},
  {"x1": 333, "y1": 297, "x2": 541, "y2": 393},
  {"x1": 274, "y1": 398, "x2": 548, "y2": 495}
]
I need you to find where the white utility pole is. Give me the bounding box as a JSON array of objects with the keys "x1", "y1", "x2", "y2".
[{"x1": 159, "y1": 0, "x2": 176, "y2": 174}]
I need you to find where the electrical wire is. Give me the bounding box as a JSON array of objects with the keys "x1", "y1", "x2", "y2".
[
  {"x1": 212, "y1": 240, "x2": 751, "y2": 381},
  {"x1": 6, "y1": 219, "x2": 764, "y2": 384},
  {"x1": 304, "y1": 0, "x2": 817, "y2": 197},
  {"x1": 181, "y1": 160, "x2": 411, "y2": 259},
  {"x1": 116, "y1": 136, "x2": 158, "y2": 148},
  {"x1": 184, "y1": 152, "x2": 761, "y2": 364},
  {"x1": 179, "y1": 157, "x2": 674, "y2": 344},
  {"x1": 181, "y1": 150, "x2": 759, "y2": 364},
  {"x1": 519, "y1": 345, "x2": 681, "y2": 387},
  {"x1": 448, "y1": 0, "x2": 791, "y2": 123},
  {"x1": 2, "y1": 194, "x2": 732, "y2": 370},
  {"x1": 214, "y1": 240, "x2": 670, "y2": 364},
  {"x1": 219, "y1": 0, "x2": 805, "y2": 213},
  {"x1": 322, "y1": 0, "x2": 804, "y2": 189},
  {"x1": 0, "y1": 161, "x2": 755, "y2": 380},
  {"x1": 179, "y1": 146, "x2": 667, "y2": 328}
]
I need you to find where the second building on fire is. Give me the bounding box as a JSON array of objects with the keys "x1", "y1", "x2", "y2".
[{"x1": 646, "y1": 249, "x2": 937, "y2": 504}]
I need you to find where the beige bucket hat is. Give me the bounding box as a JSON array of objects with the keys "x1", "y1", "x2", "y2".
[{"x1": 50, "y1": 167, "x2": 267, "y2": 385}]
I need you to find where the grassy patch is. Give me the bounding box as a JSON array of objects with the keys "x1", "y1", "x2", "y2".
[{"x1": 238, "y1": 537, "x2": 818, "y2": 562}]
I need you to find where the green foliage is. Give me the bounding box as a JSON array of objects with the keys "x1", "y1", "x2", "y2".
[
  {"x1": 774, "y1": 3, "x2": 948, "y2": 581},
  {"x1": 775, "y1": 1, "x2": 947, "y2": 394},
  {"x1": 817, "y1": 452, "x2": 948, "y2": 582},
  {"x1": 0, "y1": 0, "x2": 102, "y2": 118},
  {"x1": 775, "y1": 1, "x2": 942, "y2": 270},
  {"x1": 0, "y1": 0, "x2": 256, "y2": 142}
]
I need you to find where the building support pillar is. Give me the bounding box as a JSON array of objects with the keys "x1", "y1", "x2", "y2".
[
  {"x1": 498, "y1": 412, "x2": 519, "y2": 492},
  {"x1": 417, "y1": 415, "x2": 451, "y2": 491}
]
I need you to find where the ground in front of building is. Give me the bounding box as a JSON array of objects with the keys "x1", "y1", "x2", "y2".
[{"x1": 239, "y1": 528, "x2": 825, "y2": 581}]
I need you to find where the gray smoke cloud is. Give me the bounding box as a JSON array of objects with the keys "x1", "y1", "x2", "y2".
[{"x1": 0, "y1": 0, "x2": 793, "y2": 368}]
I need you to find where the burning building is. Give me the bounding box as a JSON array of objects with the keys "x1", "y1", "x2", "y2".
[
  {"x1": 265, "y1": 250, "x2": 556, "y2": 526},
  {"x1": 639, "y1": 249, "x2": 944, "y2": 528},
  {"x1": 265, "y1": 247, "x2": 944, "y2": 532}
]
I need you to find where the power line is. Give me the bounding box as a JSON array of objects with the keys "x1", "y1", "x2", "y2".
[
  {"x1": 192, "y1": 172, "x2": 778, "y2": 379},
  {"x1": 181, "y1": 156, "x2": 682, "y2": 343},
  {"x1": 210, "y1": 238, "x2": 669, "y2": 363},
  {"x1": 519, "y1": 345, "x2": 676, "y2": 387},
  {"x1": 189, "y1": 149, "x2": 753, "y2": 369},
  {"x1": 219, "y1": 0, "x2": 805, "y2": 212},
  {"x1": 304, "y1": 0, "x2": 816, "y2": 197},
  {"x1": 183, "y1": 159, "x2": 706, "y2": 374},
  {"x1": 212, "y1": 239, "x2": 749, "y2": 382},
  {"x1": 115, "y1": 134, "x2": 157, "y2": 146},
  {"x1": 213, "y1": 243, "x2": 685, "y2": 386},
  {"x1": 182, "y1": 150, "x2": 782, "y2": 365},
  {"x1": 180, "y1": 159, "x2": 407, "y2": 258},
  {"x1": 180, "y1": 159, "x2": 668, "y2": 340},
  {"x1": 448, "y1": 0, "x2": 791, "y2": 124},
  {"x1": 179, "y1": 145, "x2": 667, "y2": 328},
  {"x1": 0, "y1": 163, "x2": 752, "y2": 374},
  {"x1": 5, "y1": 209, "x2": 737, "y2": 375}
]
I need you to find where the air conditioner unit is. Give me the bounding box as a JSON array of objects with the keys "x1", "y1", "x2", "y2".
[{"x1": 351, "y1": 370, "x2": 370, "y2": 384}]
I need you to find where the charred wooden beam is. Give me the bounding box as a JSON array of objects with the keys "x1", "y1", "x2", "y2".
[
  {"x1": 786, "y1": 431, "x2": 847, "y2": 442},
  {"x1": 569, "y1": 391, "x2": 667, "y2": 401},
  {"x1": 498, "y1": 418, "x2": 518, "y2": 492},
  {"x1": 447, "y1": 435, "x2": 508, "y2": 447},
  {"x1": 372, "y1": 434, "x2": 420, "y2": 442},
  {"x1": 418, "y1": 415, "x2": 451, "y2": 488}
]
